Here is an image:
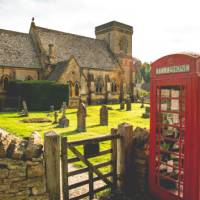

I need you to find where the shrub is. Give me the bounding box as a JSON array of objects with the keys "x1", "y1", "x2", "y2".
[{"x1": 6, "y1": 80, "x2": 69, "y2": 111}]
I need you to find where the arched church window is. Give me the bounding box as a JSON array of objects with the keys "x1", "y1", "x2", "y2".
[
  {"x1": 3, "y1": 77, "x2": 9, "y2": 90},
  {"x1": 111, "y1": 81, "x2": 117, "y2": 93},
  {"x1": 119, "y1": 36, "x2": 128, "y2": 54},
  {"x1": 25, "y1": 75, "x2": 33, "y2": 81},
  {"x1": 95, "y1": 77, "x2": 104, "y2": 94},
  {"x1": 74, "y1": 82, "x2": 79, "y2": 96},
  {"x1": 96, "y1": 82, "x2": 103, "y2": 93},
  {"x1": 67, "y1": 81, "x2": 73, "y2": 97}
]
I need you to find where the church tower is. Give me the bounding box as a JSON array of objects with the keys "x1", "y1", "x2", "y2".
[{"x1": 95, "y1": 21, "x2": 134, "y2": 98}]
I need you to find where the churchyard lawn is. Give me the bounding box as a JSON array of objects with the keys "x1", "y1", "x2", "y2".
[
  {"x1": 0, "y1": 103, "x2": 149, "y2": 139},
  {"x1": 0, "y1": 103, "x2": 149, "y2": 169}
]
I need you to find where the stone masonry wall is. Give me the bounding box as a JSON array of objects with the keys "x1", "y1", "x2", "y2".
[
  {"x1": 132, "y1": 127, "x2": 150, "y2": 200},
  {"x1": 0, "y1": 129, "x2": 49, "y2": 200}
]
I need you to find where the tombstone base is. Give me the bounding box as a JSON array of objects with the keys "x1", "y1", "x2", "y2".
[
  {"x1": 100, "y1": 121, "x2": 108, "y2": 126},
  {"x1": 77, "y1": 127, "x2": 86, "y2": 132},
  {"x1": 120, "y1": 102, "x2": 125, "y2": 110},
  {"x1": 142, "y1": 113, "x2": 150, "y2": 118},
  {"x1": 126, "y1": 106, "x2": 132, "y2": 111},
  {"x1": 57, "y1": 117, "x2": 69, "y2": 128}
]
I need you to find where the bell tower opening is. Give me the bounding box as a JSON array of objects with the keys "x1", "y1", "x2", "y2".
[{"x1": 95, "y1": 21, "x2": 133, "y2": 57}]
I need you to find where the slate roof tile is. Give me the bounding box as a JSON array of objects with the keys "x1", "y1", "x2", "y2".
[
  {"x1": 34, "y1": 26, "x2": 120, "y2": 70},
  {"x1": 0, "y1": 29, "x2": 40, "y2": 68}
]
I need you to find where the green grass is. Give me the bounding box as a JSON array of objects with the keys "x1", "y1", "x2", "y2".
[
  {"x1": 0, "y1": 103, "x2": 149, "y2": 171},
  {"x1": 0, "y1": 103, "x2": 149, "y2": 140}
]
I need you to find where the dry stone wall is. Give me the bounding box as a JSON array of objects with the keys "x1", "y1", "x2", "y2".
[
  {"x1": 132, "y1": 127, "x2": 150, "y2": 200},
  {"x1": 0, "y1": 129, "x2": 49, "y2": 200}
]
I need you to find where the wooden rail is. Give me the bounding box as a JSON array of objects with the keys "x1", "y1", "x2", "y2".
[
  {"x1": 61, "y1": 131, "x2": 120, "y2": 200},
  {"x1": 68, "y1": 134, "x2": 120, "y2": 146}
]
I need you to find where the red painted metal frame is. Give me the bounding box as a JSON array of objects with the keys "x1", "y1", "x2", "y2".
[{"x1": 149, "y1": 53, "x2": 200, "y2": 200}]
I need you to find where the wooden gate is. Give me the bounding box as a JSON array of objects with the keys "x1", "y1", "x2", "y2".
[{"x1": 61, "y1": 129, "x2": 120, "y2": 200}]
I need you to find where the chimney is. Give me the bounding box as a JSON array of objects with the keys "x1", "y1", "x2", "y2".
[{"x1": 48, "y1": 44, "x2": 56, "y2": 64}]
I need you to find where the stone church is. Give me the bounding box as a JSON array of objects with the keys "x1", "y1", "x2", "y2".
[{"x1": 0, "y1": 19, "x2": 135, "y2": 108}]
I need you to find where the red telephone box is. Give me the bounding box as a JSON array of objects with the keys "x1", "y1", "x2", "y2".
[{"x1": 149, "y1": 53, "x2": 200, "y2": 200}]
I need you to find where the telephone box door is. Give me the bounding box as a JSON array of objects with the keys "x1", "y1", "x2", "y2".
[{"x1": 150, "y1": 79, "x2": 187, "y2": 200}]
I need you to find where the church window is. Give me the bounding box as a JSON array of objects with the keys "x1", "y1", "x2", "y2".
[
  {"x1": 67, "y1": 81, "x2": 73, "y2": 97},
  {"x1": 74, "y1": 82, "x2": 79, "y2": 96},
  {"x1": 96, "y1": 82, "x2": 103, "y2": 93},
  {"x1": 111, "y1": 81, "x2": 117, "y2": 93},
  {"x1": 119, "y1": 36, "x2": 128, "y2": 54},
  {"x1": 25, "y1": 75, "x2": 33, "y2": 81},
  {"x1": 3, "y1": 77, "x2": 9, "y2": 90}
]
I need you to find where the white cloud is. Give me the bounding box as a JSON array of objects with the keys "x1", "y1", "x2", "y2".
[{"x1": 0, "y1": 0, "x2": 200, "y2": 62}]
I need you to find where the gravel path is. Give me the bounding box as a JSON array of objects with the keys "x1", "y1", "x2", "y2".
[
  {"x1": 67, "y1": 164, "x2": 153, "y2": 200},
  {"x1": 68, "y1": 164, "x2": 105, "y2": 200}
]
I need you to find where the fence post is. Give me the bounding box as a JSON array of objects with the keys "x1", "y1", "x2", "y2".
[
  {"x1": 61, "y1": 136, "x2": 69, "y2": 200},
  {"x1": 44, "y1": 131, "x2": 61, "y2": 200},
  {"x1": 117, "y1": 123, "x2": 133, "y2": 194},
  {"x1": 111, "y1": 128, "x2": 118, "y2": 191}
]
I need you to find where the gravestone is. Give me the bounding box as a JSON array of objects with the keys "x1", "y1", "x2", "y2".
[
  {"x1": 142, "y1": 106, "x2": 150, "y2": 118},
  {"x1": 100, "y1": 105, "x2": 108, "y2": 126},
  {"x1": 50, "y1": 105, "x2": 54, "y2": 112},
  {"x1": 59, "y1": 102, "x2": 67, "y2": 113},
  {"x1": 77, "y1": 102, "x2": 86, "y2": 132},
  {"x1": 21, "y1": 100, "x2": 29, "y2": 116},
  {"x1": 53, "y1": 111, "x2": 58, "y2": 124},
  {"x1": 57, "y1": 104, "x2": 69, "y2": 128},
  {"x1": 126, "y1": 96, "x2": 132, "y2": 111},
  {"x1": 120, "y1": 100, "x2": 125, "y2": 110},
  {"x1": 140, "y1": 96, "x2": 144, "y2": 108}
]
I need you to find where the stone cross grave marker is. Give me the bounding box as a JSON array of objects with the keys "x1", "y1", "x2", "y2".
[
  {"x1": 22, "y1": 100, "x2": 29, "y2": 116},
  {"x1": 57, "y1": 102, "x2": 69, "y2": 128},
  {"x1": 53, "y1": 111, "x2": 58, "y2": 124}
]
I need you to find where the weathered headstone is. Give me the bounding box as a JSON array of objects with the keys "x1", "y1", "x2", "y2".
[
  {"x1": 145, "y1": 106, "x2": 150, "y2": 113},
  {"x1": 77, "y1": 102, "x2": 86, "y2": 132},
  {"x1": 62, "y1": 102, "x2": 67, "y2": 110},
  {"x1": 50, "y1": 105, "x2": 54, "y2": 112},
  {"x1": 62, "y1": 103, "x2": 66, "y2": 118},
  {"x1": 57, "y1": 117, "x2": 69, "y2": 128},
  {"x1": 21, "y1": 100, "x2": 28, "y2": 116},
  {"x1": 53, "y1": 111, "x2": 58, "y2": 124},
  {"x1": 100, "y1": 105, "x2": 108, "y2": 126},
  {"x1": 120, "y1": 100, "x2": 125, "y2": 110},
  {"x1": 142, "y1": 106, "x2": 150, "y2": 118},
  {"x1": 140, "y1": 96, "x2": 144, "y2": 108},
  {"x1": 126, "y1": 96, "x2": 132, "y2": 111}
]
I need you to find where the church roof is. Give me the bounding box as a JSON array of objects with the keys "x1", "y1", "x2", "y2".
[
  {"x1": 0, "y1": 29, "x2": 40, "y2": 68},
  {"x1": 47, "y1": 61, "x2": 68, "y2": 81},
  {"x1": 34, "y1": 26, "x2": 120, "y2": 70}
]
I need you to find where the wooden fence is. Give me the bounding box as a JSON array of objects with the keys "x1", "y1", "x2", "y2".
[
  {"x1": 44, "y1": 123, "x2": 133, "y2": 200},
  {"x1": 61, "y1": 129, "x2": 119, "y2": 200}
]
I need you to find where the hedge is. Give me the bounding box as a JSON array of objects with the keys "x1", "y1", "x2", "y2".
[{"x1": 6, "y1": 80, "x2": 69, "y2": 111}]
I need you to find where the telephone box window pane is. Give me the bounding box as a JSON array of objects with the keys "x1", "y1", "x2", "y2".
[
  {"x1": 161, "y1": 89, "x2": 170, "y2": 98},
  {"x1": 155, "y1": 85, "x2": 185, "y2": 198}
]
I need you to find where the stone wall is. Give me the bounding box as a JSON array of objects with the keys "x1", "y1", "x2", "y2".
[
  {"x1": 132, "y1": 127, "x2": 150, "y2": 200},
  {"x1": 0, "y1": 129, "x2": 49, "y2": 200}
]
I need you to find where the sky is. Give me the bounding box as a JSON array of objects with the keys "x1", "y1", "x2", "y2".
[{"x1": 0, "y1": 0, "x2": 200, "y2": 62}]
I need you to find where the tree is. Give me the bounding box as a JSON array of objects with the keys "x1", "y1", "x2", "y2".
[{"x1": 142, "y1": 62, "x2": 151, "y2": 83}]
